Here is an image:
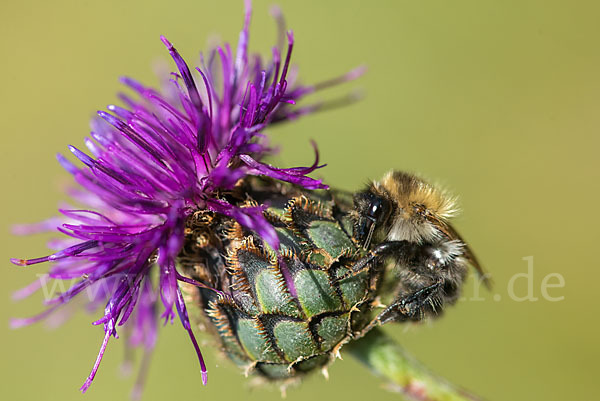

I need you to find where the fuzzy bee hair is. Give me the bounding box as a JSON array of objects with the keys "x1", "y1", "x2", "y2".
[{"x1": 371, "y1": 171, "x2": 459, "y2": 243}]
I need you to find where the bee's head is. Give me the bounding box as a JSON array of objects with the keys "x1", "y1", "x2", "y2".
[
  {"x1": 354, "y1": 171, "x2": 458, "y2": 246},
  {"x1": 352, "y1": 188, "x2": 392, "y2": 248}
]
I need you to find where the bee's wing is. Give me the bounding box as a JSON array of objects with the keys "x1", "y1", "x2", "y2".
[{"x1": 428, "y1": 216, "x2": 492, "y2": 289}]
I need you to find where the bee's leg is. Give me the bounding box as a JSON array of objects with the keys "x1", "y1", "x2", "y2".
[
  {"x1": 355, "y1": 280, "x2": 443, "y2": 337},
  {"x1": 359, "y1": 241, "x2": 462, "y2": 333},
  {"x1": 377, "y1": 280, "x2": 443, "y2": 324},
  {"x1": 335, "y1": 240, "x2": 411, "y2": 282}
]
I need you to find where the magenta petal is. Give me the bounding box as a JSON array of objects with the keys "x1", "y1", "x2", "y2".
[
  {"x1": 176, "y1": 289, "x2": 208, "y2": 385},
  {"x1": 208, "y1": 198, "x2": 280, "y2": 250},
  {"x1": 80, "y1": 329, "x2": 112, "y2": 393},
  {"x1": 239, "y1": 153, "x2": 327, "y2": 190}
]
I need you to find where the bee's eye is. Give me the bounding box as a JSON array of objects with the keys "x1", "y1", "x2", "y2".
[
  {"x1": 353, "y1": 191, "x2": 389, "y2": 246},
  {"x1": 368, "y1": 198, "x2": 384, "y2": 219}
]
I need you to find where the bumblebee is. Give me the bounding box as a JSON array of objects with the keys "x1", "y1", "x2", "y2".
[{"x1": 346, "y1": 170, "x2": 490, "y2": 329}]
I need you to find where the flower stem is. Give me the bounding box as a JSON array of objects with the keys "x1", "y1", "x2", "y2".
[{"x1": 345, "y1": 328, "x2": 483, "y2": 401}]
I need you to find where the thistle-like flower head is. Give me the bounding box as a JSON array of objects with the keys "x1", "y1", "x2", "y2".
[{"x1": 11, "y1": 1, "x2": 362, "y2": 396}]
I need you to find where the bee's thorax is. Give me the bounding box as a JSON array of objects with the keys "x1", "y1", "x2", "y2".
[{"x1": 373, "y1": 171, "x2": 459, "y2": 243}]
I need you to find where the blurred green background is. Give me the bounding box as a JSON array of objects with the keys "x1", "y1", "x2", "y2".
[{"x1": 1, "y1": 0, "x2": 599, "y2": 400}]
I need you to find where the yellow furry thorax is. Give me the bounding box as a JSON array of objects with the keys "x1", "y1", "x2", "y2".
[{"x1": 373, "y1": 171, "x2": 458, "y2": 221}]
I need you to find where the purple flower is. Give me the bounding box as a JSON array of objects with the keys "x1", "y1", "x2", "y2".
[{"x1": 10, "y1": 1, "x2": 362, "y2": 397}]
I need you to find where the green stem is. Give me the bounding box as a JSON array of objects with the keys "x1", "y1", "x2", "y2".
[{"x1": 345, "y1": 328, "x2": 483, "y2": 401}]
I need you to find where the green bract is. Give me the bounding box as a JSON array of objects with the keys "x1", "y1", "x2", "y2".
[{"x1": 180, "y1": 178, "x2": 375, "y2": 380}]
